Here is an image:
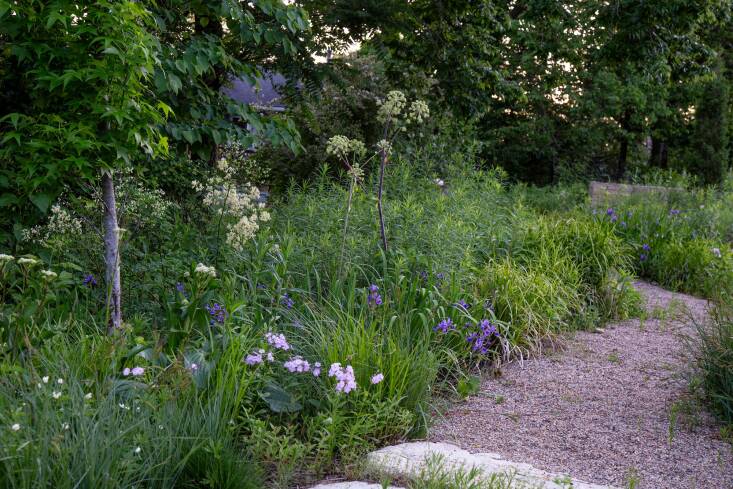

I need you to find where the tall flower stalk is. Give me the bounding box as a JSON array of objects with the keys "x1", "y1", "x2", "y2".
[
  {"x1": 326, "y1": 136, "x2": 367, "y2": 276},
  {"x1": 328, "y1": 91, "x2": 429, "y2": 252}
]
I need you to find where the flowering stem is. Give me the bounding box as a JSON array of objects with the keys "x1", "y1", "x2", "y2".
[
  {"x1": 338, "y1": 177, "x2": 356, "y2": 277},
  {"x1": 377, "y1": 124, "x2": 390, "y2": 252}
]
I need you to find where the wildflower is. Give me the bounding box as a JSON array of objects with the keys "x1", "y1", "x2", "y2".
[
  {"x1": 712, "y1": 248, "x2": 722, "y2": 258},
  {"x1": 312, "y1": 362, "x2": 322, "y2": 377},
  {"x1": 57, "y1": 378, "x2": 63, "y2": 385},
  {"x1": 123, "y1": 368, "x2": 131, "y2": 376},
  {"x1": 606, "y1": 208, "x2": 615, "y2": 216},
  {"x1": 10, "y1": 423, "x2": 20, "y2": 432},
  {"x1": 280, "y1": 293, "x2": 294, "y2": 309},
  {"x1": 189, "y1": 363, "x2": 199, "y2": 372},
  {"x1": 377, "y1": 90, "x2": 407, "y2": 122},
  {"x1": 283, "y1": 356, "x2": 311, "y2": 373},
  {"x1": 436, "y1": 272, "x2": 446, "y2": 282},
  {"x1": 84, "y1": 393, "x2": 92, "y2": 400},
  {"x1": 434, "y1": 178, "x2": 445, "y2": 187},
  {"x1": 194, "y1": 263, "x2": 217, "y2": 278},
  {"x1": 83, "y1": 274, "x2": 97, "y2": 287},
  {"x1": 454, "y1": 299, "x2": 470, "y2": 311},
  {"x1": 0, "y1": 254, "x2": 13, "y2": 262},
  {"x1": 175, "y1": 282, "x2": 185, "y2": 294},
  {"x1": 131, "y1": 367, "x2": 145, "y2": 377},
  {"x1": 484, "y1": 300, "x2": 494, "y2": 312},
  {"x1": 347, "y1": 164, "x2": 365, "y2": 181},
  {"x1": 17, "y1": 257, "x2": 38, "y2": 266},
  {"x1": 371, "y1": 373, "x2": 384, "y2": 385},
  {"x1": 640, "y1": 253, "x2": 648, "y2": 262},
  {"x1": 407, "y1": 99, "x2": 430, "y2": 123},
  {"x1": 119, "y1": 403, "x2": 130, "y2": 410},
  {"x1": 329, "y1": 363, "x2": 357, "y2": 394},
  {"x1": 206, "y1": 302, "x2": 227, "y2": 325},
  {"x1": 610, "y1": 214, "x2": 618, "y2": 223},
  {"x1": 419, "y1": 270, "x2": 429, "y2": 283},
  {"x1": 266, "y1": 351, "x2": 275, "y2": 362},
  {"x1": 42, "y1": 376, "x2": 49, "y2": 384},
  {"x1": 367, "y1": 284, "x2": 383, "y2": 306},
  {"x1": 134, "y1": 446, "x2": 142, "y2": 455},
  {"x1": 265, "y1": 332, "x2": 290, "y2": 351},
  {"x1": 62, "y1": 422, "x2": 70, "y2": 430},
  {"x1": 642, "y1": 244, "x2": 651, "y2": 252},
  {"x1": 376, "y1": 139, "x2": 392, "y2": 156},
  {"x1": 52, "y1": 391, "x2": 62, "y2": 399},
  {"x1": 670, "y1": 209, "x2": 681, "y2": 216},
  {"x1": 466, "y1": 319, "x2": 499, "y2": 355},
  {"x1": 41, "y1": 269, "x2": 57, "y2": 280},
  {"x1": 245, "y1": 351, "x2": 263, "y2": 366},
  {"x1": 434, "y1": 318, "x2": 455, "y2": 333}
]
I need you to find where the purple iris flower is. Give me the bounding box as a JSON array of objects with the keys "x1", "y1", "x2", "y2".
[
  {"x1": 454, "y1": 299, "x2": 470, "y2": 311},
  {"x1": 206, "y1": 303, "x2": 227, "y2": 325},
  {"x1": 83, "y1": 274, "x2": 97, "y2": 287},
  {"x1": 640, "y1": 253, "x2": 648, "y2": 262},
  {"x1": 433, "y1": 318, "x2": 455, "y2": 333},
  {"x1": 642, "y1": 244, "x2": 651, "y2": 252},
  {"x1": 280, "y1": 293, "x2": 294, "y2": 309},
  {"x1": 368, "y1": 284, "x2": 383, "y2": 306}
]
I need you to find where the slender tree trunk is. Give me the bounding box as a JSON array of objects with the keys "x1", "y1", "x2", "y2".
[
  {"x1": 617, "y1": 110, "x2": 631, "y2": 179},
  {"x1": 102, "y1": 170, "x2": 122, "y2": 333},
  {"x1": 377, "y1": 150, "x2": 388, "y2": 252},
  {"x1": 660, "y1": 142, "x2": 668, "y2": 169},
  {"x1": 649, "y1": 137, "x2": 661, "y2": 167}
]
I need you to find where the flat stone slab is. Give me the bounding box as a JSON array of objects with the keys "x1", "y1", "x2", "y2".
[
  {"x1": 310, "y1": 483, "x2": 403, "y2": 489},
  {"x1": 366, "y1": 442, "x2": 620, "y2": 489}
]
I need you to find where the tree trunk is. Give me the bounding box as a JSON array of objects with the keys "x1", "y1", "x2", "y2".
[
  {"x1": 649, "y1": 137, "x2": 661, "y2": 167},
  {"x1": 102, "y1": 171, "x2": 122, "y2": 333},
  {"x1": 617, "y1": 110, "x2": 631, "y2": 179}
]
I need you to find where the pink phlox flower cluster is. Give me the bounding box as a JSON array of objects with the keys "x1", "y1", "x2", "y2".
[
  {"x1": 328, "y1": 363, "x2": 357, "y2": 393},
  {"x1": 312, "y1": 362, "x2": 321, "y2": 377},
  {"x1": 122, "y1": 367, "x2": 145, "y2": 377},
  {"x1": 245, "y1": 348, "x2": 275, "y2": 366},
  {"x1": 245, "y1": 350, "x2": 264, "y2": 365},
  {"x1": 265, "y1": 332, "x2": 290, "y2": 350},
  {"x1": 371, "y1": 373, "x2": 384, "y2": 385},
  {"x1": 283, "y1": 356, "x2": 311, "y2": 373}
]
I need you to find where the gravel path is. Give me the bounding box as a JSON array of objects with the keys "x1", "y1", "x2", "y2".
[{"x1": 429, "y1": 282, "x2": 733, "y2": 489}]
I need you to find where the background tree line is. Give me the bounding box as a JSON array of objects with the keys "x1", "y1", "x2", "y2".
[{"x1": 1, "y1": 0, "x2": 732, "y2": 241}]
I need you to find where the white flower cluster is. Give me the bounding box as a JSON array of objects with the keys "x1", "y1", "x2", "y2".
[
  {"x1": 326, "y1": 135, "x2": 367, "y2": 160},
  {"x1": 407, "y1": 100, "x2": 430, "y2": 124},
  {"x1": 194, "y1": 263, "x2": 217, "y2": 278},
  {"x1": 116, "y1": 175, "x2": 171, "y2": 223},
  {"x1": 194, "y1": 158, "x2": 269, "y2": 252},
  {"x1": 377, "y1": 90, "x2": 407, "y2": 123},
  {"x1": 22, "y1": 204, "x2": 82, "y2": 247},
  {"x1": 376, "y1": 139, "x2": 392, "y2": 156}
]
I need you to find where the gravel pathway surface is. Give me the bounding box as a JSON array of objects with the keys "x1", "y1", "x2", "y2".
[{"x1": 429, "y1": 282, "x2": 733, "y2": 489}]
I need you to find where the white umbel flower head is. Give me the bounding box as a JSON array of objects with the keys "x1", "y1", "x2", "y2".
[
  {"x1": 194, "y1": 263, "x2": 217, "y2": 278},
  {"x1": 377, "y1": 91, "x2": 407, "y2": 123}
]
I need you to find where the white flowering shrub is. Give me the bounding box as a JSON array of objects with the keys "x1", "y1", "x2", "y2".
[
  {"x1": 22, "y1": 204, "x2": 83, "y2": 252},
  {"x1": 192, "y1": 158, "x2": 269, "y2": 252}
]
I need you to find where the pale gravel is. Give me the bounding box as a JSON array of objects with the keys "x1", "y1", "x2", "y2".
[{"x1": 429, "y1": 281, "x2": 733, "y2": 489}]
